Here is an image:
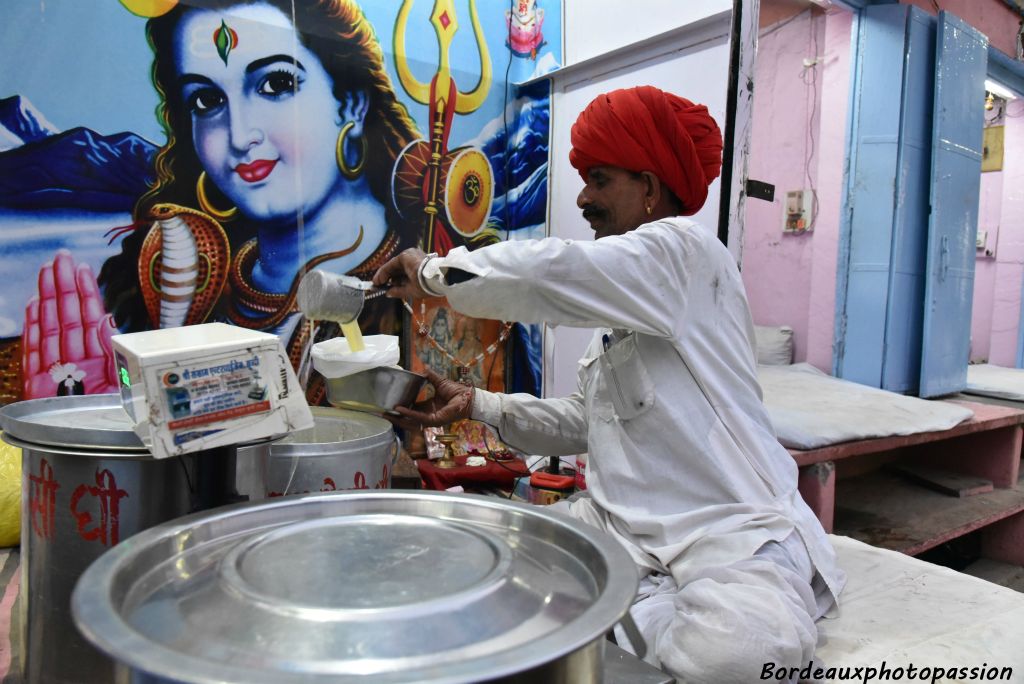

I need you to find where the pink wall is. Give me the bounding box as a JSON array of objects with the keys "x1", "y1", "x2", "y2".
[
  {"x1": 805, "y1": 10, "x2": 853, "y2": 371},
  {"x1": 971, "y1": 168, "x2": 1002, "y2": 361},
  {"x1": 742, "y1": 8, "x2": 852, "y2": 367},
  {"x1": 987, "y1": 98, "x2": 1024, "y2": 366}
]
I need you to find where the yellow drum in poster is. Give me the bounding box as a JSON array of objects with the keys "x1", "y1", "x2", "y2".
[
  {"x1": 392, "y1": 142, "x2": 494, "y2": 238},
  {"x1": 444, "y1": 147, "x2": 494, "y2": 237}
]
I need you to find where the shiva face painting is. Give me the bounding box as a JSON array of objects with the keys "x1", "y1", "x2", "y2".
[{"x1": 173, "y1": 5, "x2": 348, "y2": 225}]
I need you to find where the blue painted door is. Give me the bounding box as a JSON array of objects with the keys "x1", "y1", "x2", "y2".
[
  {"x1": 919, "y1": 12, "x2": 988, "y2": 397},
  {"x1": 881, "y1": 9, "x2": 935, "y2": 394},
  {"x1": 1018, "y1": 287, "x2": 1024, "y2": 368},
  {"x1": 835, "y1": 5, "x2": 934, "y2": 392}
]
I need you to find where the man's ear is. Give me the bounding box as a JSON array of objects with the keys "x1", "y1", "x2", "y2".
[
  {"x1": 640, "y1": 170, "x2": 662, "y2": 206},
  {"x1": 339, "y1": 90, "x2": 370, "y2": 137}
]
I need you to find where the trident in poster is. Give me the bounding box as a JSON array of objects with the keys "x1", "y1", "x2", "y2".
[{"x1": 393, "y1": 0, "x2": 496, "y2": 255}]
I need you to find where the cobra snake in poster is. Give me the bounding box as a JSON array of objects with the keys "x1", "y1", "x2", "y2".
[{"x1": 137, "y1": 204, "x2": 230, "y2": 329}]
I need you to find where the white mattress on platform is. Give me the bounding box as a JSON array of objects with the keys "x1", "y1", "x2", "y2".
[
  {"x1": 818, "y1": 536, "x2": 1024, "y2": 681},
  {"x1": 757, "y1": 363, "x2": 974, "y2": 450},
  {"x1": 965, "y1": 364, "x2": 1024, "y2": 402}
]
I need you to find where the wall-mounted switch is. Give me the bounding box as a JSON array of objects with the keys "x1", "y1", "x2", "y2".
[{"x1": 783, "y1": 190, "x2": 814, "y2": 233}]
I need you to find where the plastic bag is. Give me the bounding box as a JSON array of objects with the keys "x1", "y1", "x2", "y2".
[
  {"x1": 311, "y1": 334, "x2": 401, "y2": 379},
  {"x1": 0, "y1": 434, "x2": 21, "y2": 547}
]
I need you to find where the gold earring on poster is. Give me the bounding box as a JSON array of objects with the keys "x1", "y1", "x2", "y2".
[
  {"x1": 337, "y1": 121, "x2": 367, "y2": 180},
  {"x1": 196, "y1": 172, "x2": 238, "y2": 221}
]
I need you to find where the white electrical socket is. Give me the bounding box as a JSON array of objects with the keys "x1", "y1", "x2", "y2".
[
  {"x1": 976, "y1": 230, "x2": 987, "y2": 250},
  {"x1": 783, "y1": 190, "x2": 815, "y2": 233}
]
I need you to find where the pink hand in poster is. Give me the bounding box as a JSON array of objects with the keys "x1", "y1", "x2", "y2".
[{"x1": 22, "y1": 250, "x2": 119, "y2": 399}]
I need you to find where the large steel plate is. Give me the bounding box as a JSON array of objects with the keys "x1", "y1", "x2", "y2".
[{"x1": 73, "y1": 490, "x2": 638, "y2": 684}]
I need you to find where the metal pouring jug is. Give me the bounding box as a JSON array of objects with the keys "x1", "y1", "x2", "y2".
[{"x1": 296, "y1": 270, "x2": 383, "y2": 324}]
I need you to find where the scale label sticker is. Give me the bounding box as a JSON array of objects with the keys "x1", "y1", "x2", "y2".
[{"x1": 162, "y1": 352, "x2": 272, "y2": 431}]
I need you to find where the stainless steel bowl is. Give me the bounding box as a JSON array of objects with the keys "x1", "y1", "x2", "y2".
[{"x1": 324, "y1": 366, "x2": 426, "y2": 415}]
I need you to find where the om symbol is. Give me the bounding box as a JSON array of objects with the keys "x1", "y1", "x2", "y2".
[{"x1": 462, "y1": 172, "x2": 481, "y2": 206}]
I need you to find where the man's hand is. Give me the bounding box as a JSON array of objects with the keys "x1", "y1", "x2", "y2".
[
  {"x1": 22, "y1": 250, "x2": 119, "y2": 399},
  {"x1": 387, "y1": 367, "x2": 474, "y2": 431},
  {"x1": 372, "y1": 248, "x2": 431, "y2": 300}
]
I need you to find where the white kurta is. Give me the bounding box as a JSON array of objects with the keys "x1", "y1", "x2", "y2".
[{"x1": 421, "y1": 217, "x2": 845, "y2": 620}]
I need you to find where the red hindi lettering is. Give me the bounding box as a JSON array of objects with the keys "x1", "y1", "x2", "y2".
[
  {"x1": 28, "y1": 458, "x2": 60, "y2": 540},
  {"x1": 352, "y1": 471, "x2": 368, "y2": 490},
  {"x1": 321, "y1": 477, "x2": 337, "y2": 492},
  {"x1": 70, "y1": 468, "x2": 129, "y2": 546},
  {"x1": 375, "y1": 464, "x2": 390, "y2": 490}
]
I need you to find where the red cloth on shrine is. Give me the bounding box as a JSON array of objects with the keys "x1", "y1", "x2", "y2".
[
  {"x1": 569, "y1": 85, "x2": 723, "y2": 215},
  {"x1": 417, "y1": 455, "x2": 529, "y2": 491}
]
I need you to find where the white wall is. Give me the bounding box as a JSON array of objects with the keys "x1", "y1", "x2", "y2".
[
  {"x1": 543, "y1": 9, "x2": 734, "y2": 398},
  {"x1": 563, "y1": 0, "x2": 733, "y2": 65}
]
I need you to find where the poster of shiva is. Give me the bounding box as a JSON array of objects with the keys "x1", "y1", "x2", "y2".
[{"x1": 0, "y1": 0, "x2": 559, "y2": 405}]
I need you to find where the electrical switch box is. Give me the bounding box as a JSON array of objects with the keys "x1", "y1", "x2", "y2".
[{"x1": 783, "y1": 190, "x2": 815, "y2": 233}]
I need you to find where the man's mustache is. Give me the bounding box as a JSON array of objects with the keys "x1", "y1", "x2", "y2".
[{"x1": 582, "y1": 207, "x2": 606, "y2": 222}]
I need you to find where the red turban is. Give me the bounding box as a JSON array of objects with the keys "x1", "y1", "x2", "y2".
[{"x1": 569, "y1": 86, "x2": 723, "y2": 215}]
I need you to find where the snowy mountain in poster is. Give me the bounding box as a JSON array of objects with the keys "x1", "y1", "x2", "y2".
[
  {"x1": 0, "y1": 96, "x2": 157, "y2": 213},
  {"x1": 0, "y1": 95, "x2": 59, "y2": 150},
  {"x1": 474, "y1": 83, "x2": 551, "y2": 234}
]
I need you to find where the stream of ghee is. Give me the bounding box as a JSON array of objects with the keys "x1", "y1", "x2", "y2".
[{"x1": 341, "y1": 320, "x2": 365, "y2": 353}]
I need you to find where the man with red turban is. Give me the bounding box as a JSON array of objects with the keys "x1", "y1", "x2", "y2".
[{"x1": 375, "y1": 86, "x2": 844, "y2": 682}]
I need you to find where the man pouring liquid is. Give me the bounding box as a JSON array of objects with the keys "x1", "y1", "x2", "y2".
[{"x1": 374, "y1": 85, "x2": 845, "y2": 683}]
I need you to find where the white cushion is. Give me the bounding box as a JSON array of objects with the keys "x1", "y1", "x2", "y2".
[
  {"x1": 754, "y1": 324, "x2": 794, "y2": 366},
  {"x1": 964, "y1": 363, "x2": 1024, "y2": 402},
  {"x1": 758, "y1": 363, "x2": 973, "y2": 449}
]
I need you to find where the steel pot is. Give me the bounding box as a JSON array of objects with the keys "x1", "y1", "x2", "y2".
[
  {"x1": 0, "y1": 394, "x2": 274, "y2": 684},
  {"x1": 72, "y1": 490, "x2": 639, "y2": 683},
  {"x1": 259, "y1": 407, "x2": 399, "y2": 497}
]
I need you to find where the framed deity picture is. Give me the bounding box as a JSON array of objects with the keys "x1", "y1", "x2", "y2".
[{"x1": 405, "y1": 297, "x2": 511, "y2": 401}]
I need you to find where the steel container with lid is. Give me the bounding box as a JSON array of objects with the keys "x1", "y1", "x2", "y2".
[
  {"x1": 0, "y1": 394, "x2": 274, "y2": 684},
  {"x1": 258, "y1": 407, "x2": 399, "y2": 497},
  {"x1": 72, "y1": 490, "x2": 639, "y2": 683}
]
